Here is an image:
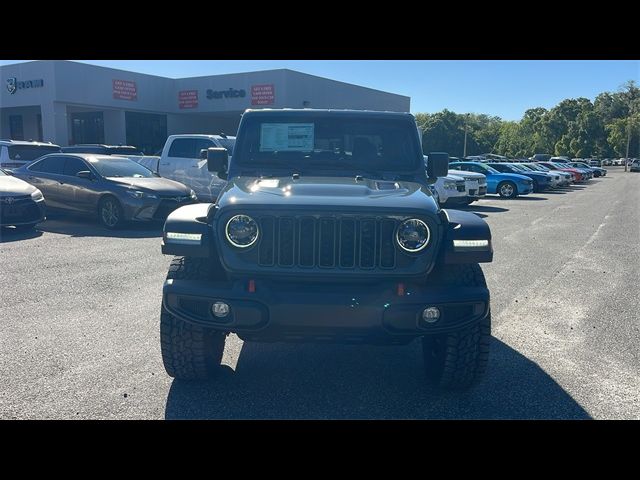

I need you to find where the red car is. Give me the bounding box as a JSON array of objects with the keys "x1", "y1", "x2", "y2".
[{"x1": 537, "y1": 162, "x2": 582, "y2": 182}]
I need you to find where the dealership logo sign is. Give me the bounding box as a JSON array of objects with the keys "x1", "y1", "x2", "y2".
[
  {"x1": 0, "y1": 197, "x2": 16, "y2": 205},
  {"x1": 6, "y1": 77, "x2": 44, "y2": 94},
  {"x1": 206, "y1": 88, "x2": 246, "y2": 100}
]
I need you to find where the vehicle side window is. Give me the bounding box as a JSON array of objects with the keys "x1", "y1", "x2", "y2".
[
  {"x1": 28, "y1": 156, "x2": 65, "y2": 175},
  {"x1": 193, "y1": 139, "x2": 215, "y2": 159},
  {"x1": 167, "y1": 139, "x2": 214, "y2": 159},
  {"x1": 168, "y1": 139, "x2": 196, "y2": 158},
  {"x1": 63, "y1": 157, "x2": 90, "y2": 177}
]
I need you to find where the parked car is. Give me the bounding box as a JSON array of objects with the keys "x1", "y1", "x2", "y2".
[
  {"x1": 0, "y1": 140, "x2": 61, "y2": 170},
  {"x1": 512, "y1": 163, "x2": 563, "y2": 188},
  {"x1": 602, "y1": 159, "x2": 612, "y2": 166},
  {"x1": 537, "y1": 162, "x2": 587, "y2": 183},
  {"x1": 529, "y1": 153, "x2": 553, "y2": 162},
  {"x1": 424, "y1": 156, "x2": 467, "y2": 205},
  {"x1": 587, "y1": 158, "x2": 602, "y2": 167},
  {"x1": 523, "y1": 163, "x2": 572, "y2": 186},
  {"x1": 569, "y1": 161, "x2": 607, "y2": 177},
  {"x1": 0, "y1": 167, "x2": 46, "y2": 230},
  {"x1": 447, "y1": 170, "x2": 488, "y2": 204},
  {"x1": 449, "y1": 161, "x2": 533, "y2": 198},
  {"x1": 630, "y1": 159, "x2": 640, "y2": 172},
  {"x1": 159, "y1": 108, "x2": 494, "y2": 390},
  {"x1": 135, "y1": 134, "x2": 236, "y2": 203},
  {"x1": 486, "y1": 162, "x2": 553, "y2": 192},
  {"x1": 13, "y1": 154, "x2": 197, "y2": 229},
  {"x1": 555, "y1": 162, "x2": 593, "y2": 181},
  {"x1": 62, "y1": 144, "x2": 145, "y2": 156}
]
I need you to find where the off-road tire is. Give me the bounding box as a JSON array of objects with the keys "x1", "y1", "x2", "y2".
[
  {"x1": 423, "y1": 263, "x2": 491, "y2": 390},
  {"x1": 160, "y1": 257, "x2": 227, "y2": 380}
]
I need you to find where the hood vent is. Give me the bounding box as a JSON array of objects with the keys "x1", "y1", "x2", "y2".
[{"x1": 375, "y1": 181, "x2": 399, "y2": 191}]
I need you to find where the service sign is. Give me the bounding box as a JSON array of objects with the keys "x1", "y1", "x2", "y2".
[
  {"x1": 179, "y1": 90, "x2": 198, "y2": 109},
  {"x1": 251, "y1": 84, "x2": 275, "y2": 105},
  {"x1": 113, "y1": 79, "x2": 137, "y2": 101}
]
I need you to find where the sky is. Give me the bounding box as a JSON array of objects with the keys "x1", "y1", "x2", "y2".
[{"x1": 1, "y1": 60, "x2": 637, "y2": 120}]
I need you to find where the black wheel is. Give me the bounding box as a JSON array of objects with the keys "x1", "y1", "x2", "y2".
[
  {"x1": 160, "y1": 257, "x2": 227, "y2": 380},
  {"x1": 497, "y1": 181, "x2": 517, "y2": 199},
  {"x1": 422, "y1": 263, "x2": 491, "y2": 390},
  {"x1": 98, "y1": 196, "x2": 124, "y2": 229}
]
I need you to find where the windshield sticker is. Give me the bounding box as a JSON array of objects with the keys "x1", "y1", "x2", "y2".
[{"x1": 260, "y1": 123, "x2": 314, "y2": 152}]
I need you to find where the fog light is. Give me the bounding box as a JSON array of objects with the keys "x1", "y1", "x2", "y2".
[
  {"x1": 212, "y1": 302, "x2": 230, "y2": 318},
  {"x1": 422, "y1": 306, "x2": 441, "y2": 323}
]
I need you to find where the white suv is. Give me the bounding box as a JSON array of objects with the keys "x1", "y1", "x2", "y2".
[{"x1": 0, "y1": 140, "x2": 62, "y2": 169}]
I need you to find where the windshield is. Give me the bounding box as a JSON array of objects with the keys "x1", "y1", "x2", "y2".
[
  {"x1": 8, "y1": 145, "x2": 61, "y2": 161},
  {"x1": 234, "y1": 116, "x2": 421, "y2": 173},
  {"x1": 87, "y1": 157, "x2": 155, "y2": 178},
  {"x1": 528, "y1": 164, "x2": 548, "y2": 171},
  {"x1": 465, "y1": 163, "x2": 499, "y2": 174},
  {"x1": 513, "y1": 164, "x2": 533, "y2": 171}
]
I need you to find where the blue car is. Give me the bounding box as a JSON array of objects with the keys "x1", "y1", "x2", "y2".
[{"x1": 449, "y1": 161, "x2": 533, "y2": 199}]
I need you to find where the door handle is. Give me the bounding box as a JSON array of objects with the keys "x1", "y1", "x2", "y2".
[{"x1": 160, "y1": 163, "x2": 170, "y2": 166}]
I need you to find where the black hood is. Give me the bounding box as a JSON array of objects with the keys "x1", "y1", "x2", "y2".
[
  {"x1": 107, "y1": 177, "x2": 192, "y2": 196},
  {"x1": 216, "y1": 176, "x2": 438, "y2": 213},
  {"x1": 0, "y1": 175, "x2": 38, "y2": 196}
]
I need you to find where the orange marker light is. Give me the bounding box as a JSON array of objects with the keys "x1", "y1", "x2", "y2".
[
  {"x1": 248, "y1": 279, "x2": 256, "y2": 293},
  {"x1": 397, "y1": 283, "x2": 405, "y2": 296}
]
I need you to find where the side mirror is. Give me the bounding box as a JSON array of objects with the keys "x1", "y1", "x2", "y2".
[
  {"x1": 206, "y1": 147, "x2": 228, "y2": 180},
  {"x1": 426, "y1": 152, "x2": 449, "y2": 183},
  {"x1": 77, "y1": 170, "x2": 94, "y2": 180}
]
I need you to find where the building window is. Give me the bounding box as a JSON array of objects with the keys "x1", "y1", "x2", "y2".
[
  {"x1": 9, "y1": 115, "x2": 24, "y2": 140},
  {"x1": 71, "y1": 112, "x2": 105, "y2": 145},
  {"x1": 37, "y1": 114, "x2": 43, "y2": 142},
  {"x1": 125, "y1": 111, "x2": 167, "y2": 155}
]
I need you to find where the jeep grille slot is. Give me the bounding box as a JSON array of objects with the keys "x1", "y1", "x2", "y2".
[{"x1": 256, "y1": 216, "x2": 397, "y2": 270}]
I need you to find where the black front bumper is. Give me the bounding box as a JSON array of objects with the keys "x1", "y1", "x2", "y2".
[
  {"x1": 0, "y1": 198, "x2": 45, "y2": 227},
  {"x1": 163, "y1": 278, "x2": 490, "y2": 344}
]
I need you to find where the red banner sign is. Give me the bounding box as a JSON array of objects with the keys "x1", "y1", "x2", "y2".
[
  {"x1": 113, "y1": 79, "x2": 137, "y2": 101},
  {"x1": 251, "y1": 84, "x2": 275, "y2": 105},
  {"x1": 179, "y1": 90, "x2": 198, "y2": 109}
]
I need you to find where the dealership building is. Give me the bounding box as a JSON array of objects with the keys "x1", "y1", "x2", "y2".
[{"x1": 0, "y1": 60, "x2": 410, "y2": 154}]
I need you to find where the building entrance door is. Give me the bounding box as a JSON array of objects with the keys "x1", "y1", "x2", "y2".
[
  {"x1": 71, "y1": 112, "x2": 105, "y2": 144},
  {"x1": 125, "y1": 112, "x2": 167, "y2": 155}
]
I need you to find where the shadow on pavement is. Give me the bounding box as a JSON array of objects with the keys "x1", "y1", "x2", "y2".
[
  {"x1": 165, "y1": 337, "x2": 590, "y2": 420},
  {"x1": 0, "y1": 226, "x2": 43, "y2": 243},
  {"x1": 37, "y1": 215, "x2": 162, "y2": 239}
]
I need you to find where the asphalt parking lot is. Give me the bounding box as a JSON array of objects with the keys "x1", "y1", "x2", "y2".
[{"x1": 1, "y1": 167, "x2": 638, "y2": 419}]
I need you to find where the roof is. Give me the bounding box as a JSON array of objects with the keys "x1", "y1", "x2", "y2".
[
  {"x1": 243, "y1": 108, "x2": 415, "y2": 118},
  {"x1": 0, "y1": 139, "x2": 60, "y2": 147}
]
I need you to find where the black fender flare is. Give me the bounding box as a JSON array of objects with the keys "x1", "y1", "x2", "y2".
[
  {"x1": 439, "y1": 209, "x2": 493, "y2": 264},
  {"x1": 161, "y1": 203, "x2": 216, "y2": 258}
]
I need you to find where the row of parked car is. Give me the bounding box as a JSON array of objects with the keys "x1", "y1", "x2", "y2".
[
  {"x1": 427, "y1": 155, "x2": 607, "y2": 205},
  {"x1": 0, "y1": 137, "x2": 630, "y2": 231}
]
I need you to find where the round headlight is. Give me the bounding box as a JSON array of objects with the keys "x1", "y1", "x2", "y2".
[
  {"x1": 396, "y1": 219, "x2": 430, "y2": 253},
  {"x1": 225, "y1": 215, "x2": 259, "y2": 248}
]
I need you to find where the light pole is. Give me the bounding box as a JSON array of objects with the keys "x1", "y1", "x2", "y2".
[{"x1": 463, "y1": 114, "x2": 469, "y2": 158}]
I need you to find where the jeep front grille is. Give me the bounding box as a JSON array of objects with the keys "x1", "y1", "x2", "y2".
[{"x1": 257, "y1": 216, "x2": 397, "y2": 269}]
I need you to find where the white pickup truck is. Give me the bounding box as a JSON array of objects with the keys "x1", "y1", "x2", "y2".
[{"x1": 135, "y1": 134, "x2": 236, "y2": 203}]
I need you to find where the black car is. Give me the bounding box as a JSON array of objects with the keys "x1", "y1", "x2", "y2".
[
  {"x1": 0, "y1": 168, "x2": 46, "y2": 230},
  {"x1": 158, "y1": 109, "x2": 494, "y2": 391},
  {"x1": 13, "y1": 154, "x2": 196, "y2": 229}
]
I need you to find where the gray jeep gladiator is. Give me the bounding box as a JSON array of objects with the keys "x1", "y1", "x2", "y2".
[{"x1": 160, "y1": 109, "x2": 493, "y2": 390}]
